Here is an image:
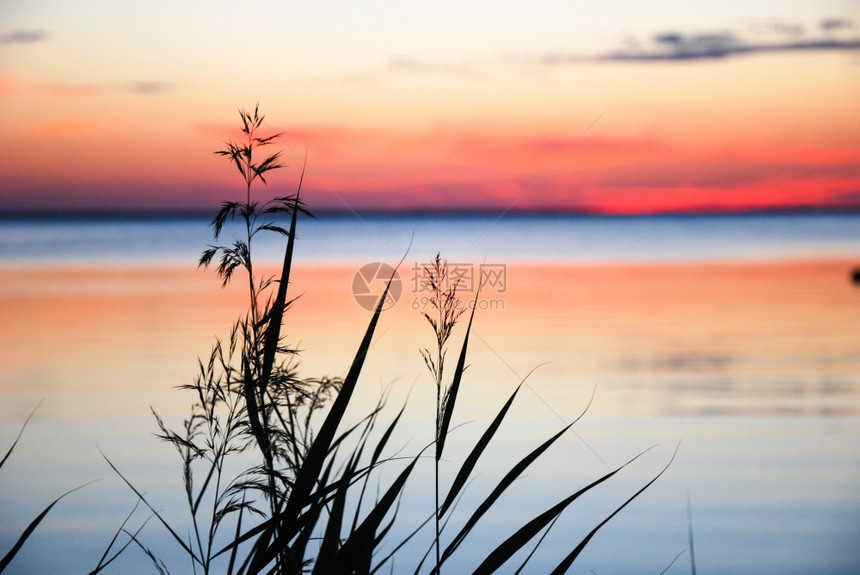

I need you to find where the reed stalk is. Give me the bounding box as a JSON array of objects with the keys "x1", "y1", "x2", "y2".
[
  {"x1": 97, "y1": 105, "x2": 676, "y2": 575},
  {"x1": 418, "y1": 253, "x2": 466, "y2": 572}
]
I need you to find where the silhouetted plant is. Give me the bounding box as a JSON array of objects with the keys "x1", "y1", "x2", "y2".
[
  {"x1": 418, "y1": 253, "x2": 467, "y2": 572},
  {"x1": 104, "y1": 105, "x2": 674, "y2": 575}
]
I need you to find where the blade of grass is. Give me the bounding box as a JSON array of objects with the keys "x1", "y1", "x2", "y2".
[
  {"x1": 687, "y1": 488, "x2": 697, "y2": 575},
  {"x1": 439, "y1": 421, "x2": 577, "y2": 565},
  {"x1": 88, "y1": 501, "x2": 147, "y2": 575},
  {"x1": 439, "y1": 380, "x2": 523, "y2": 516},
  {"x1": 435, "y1": 287, "x2": 479, "y2": 462},
  {"x1": 0, "y1": 480, "x2": 97, "y2": 573},
  {"x1": 290, "y1": 453, "x2": 340, "y2": 567},
  {"x1": 0, "y1": 402, "x2": 41, "y2": 471},
  {"x1": 259, "y1": 157, "x2": 306, "y2": 392},
  {"x1": 226, "y1": 494, "x2": 246, "y2": 575},
  {"x1": 100, "y1": 451, "x2": 200, "y2": 565},
  {"x1": 310, "y1": 450, "x2": 357, "y2": 575},
  {"x1": 373, "y1": 510, "x2": 436, "y2": 575},
  {"x1": 463, "y1": 447, "x2": 656, "y2": 575},
  {"x1": 283, "y1": 260, "x2": 401, "y2": 521},
  {"x1": 351, "y1": 402, "x2": 407, "y2": 535},
  {"x1": 126, "y1": 533, "x2": 172, "y2": 575},
  {"x1": 548, "y1": 444, "x2": 680, "y2": 575},
  {"x1": 243, "y1": 352, "x2": 272, "y2": 470},
  {"x1": 238, "y1": 417, "x2": 399, "y2": 573},
  {"x1": 324, "y1": 452, "x2": 423, "y2": 574},
  {"x1": 658, "y1": 548, "x2": 687, "y2": 575},
  {"x1": 514, "y1": 514, "x2": 561, "y2": 575}
]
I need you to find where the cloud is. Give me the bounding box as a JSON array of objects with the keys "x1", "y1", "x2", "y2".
[
  {"x1": 0, "y1": 29, "x2": 47, "y2": 45},
  {"x1": 820, "y1": 18, "x2": 855, "y2": 32},
  {"x1": 1, "y1": 78, "x2": 172, "y2": 98},
  {"x1": 391, "y1": 17, "x2": 859, "y2": 73},
  {"x1": 530, "y1": 18, "x2": 859, "y2": 65},
  {"x1": 601, "y1": 32, "x2": 860, "y2": 62},
  {"x1": 127, "y1": 81, "x2": 172, "y2": 95},
  {"x1": 626, "y1": 30, "x2": 742, "y2": 60}
]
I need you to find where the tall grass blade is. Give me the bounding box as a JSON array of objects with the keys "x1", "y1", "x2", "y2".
[
  {"x1": 285, "y1": 266, "x2": 397, "y2": 519},
  {"x1": 687, "y1": 489, "x2": 697, "y2": 575},
  {"x1": 513, "y1": 514, "x2": 561, "y2": 575},
  {"x1": 324, "y1": 453, "x2": 422, "y2": 574},
  {"x1": 439, "y1": 421, "x2": 575, "y2": 565},
  {"x1": 466, "y1": 447, "x2": 656, "y2": 575},
  {"x1": 260, "y1": 158, "x2": 306, "y2": 391},
  {"x1": 0, "y1": 480, "x2": 96, "y2": 573},
  {"x1": 548, "y1": 444, "x2": 679, "y2": 575},
  {"x1": 241, "y1": 270, "x2": 399, "y2": 574},
  {"x1": 0, "y1": 402, "x2": 40, "y2": 471},
  {"x1": 101, "y1": 452, "x2": 200, "y2": 564},
  {"x1": 351, "y1": 402, "x2": 406, "y2": 534},
  {"x1": 127, "y1": 534, "x2": 172, "y2": 575},
  {"x1": 310, "y1": 460, "x2": 351, "y2": 575},
  {"x1": 469, "y1": 490, "x2": 578, "y2": 575},
  {"x1": 243, "y1": 356, "x2": 272, "y2": 469},
  {"x1": 374, "y1": 511, "x2": 436, "y2": 575},
  {"x1": 658, "y1": 548, "x2": 687, "y2": 575},
  {"x1": 217, "y1": 450, "x2": 368, "y2": 566},
  {"x1": 226, "y1": 494, "x2": 247, "y2": 575},
  {"x1": 88, "y1": 501, "x2": 147, "y2": 575},
  {"x1": 435, "y1": 291, "x2": 479, "y2": 462},
  {"x1": 441, "y1": 375, "x2": 593, "y2": 526},
  {"x1": 440, "y1": 380, "x2": 522, "y2": 517},
  {"x1": 290, "y1": 454, "x2": 339, "y2": 567}
]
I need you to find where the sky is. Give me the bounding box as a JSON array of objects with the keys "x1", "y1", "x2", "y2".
[{"x1": 1, "y1": 0, "x2": 859, "y2": 215}]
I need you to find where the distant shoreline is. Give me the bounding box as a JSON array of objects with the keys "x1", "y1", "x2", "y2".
[{"x1": 2, "y1": 205, "x2": 859, "y2": 221}]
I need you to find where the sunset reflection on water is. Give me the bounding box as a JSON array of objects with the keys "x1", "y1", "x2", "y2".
[{"x1": 1, "y1": 259, "x2": 859, "y2": 573}]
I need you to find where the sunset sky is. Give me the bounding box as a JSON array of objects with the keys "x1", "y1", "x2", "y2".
[{"x1": 1, "y1": 1, "x2": 858, "y2": 214}]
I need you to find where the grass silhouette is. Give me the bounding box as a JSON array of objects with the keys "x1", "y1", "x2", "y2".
[{"x1": 2, "y1": 105, "x2": 675, "y2": 575}]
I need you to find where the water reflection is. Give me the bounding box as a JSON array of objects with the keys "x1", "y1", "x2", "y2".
[{"x1": 1, "y1": 260, "x2": 859, "y2": 574}]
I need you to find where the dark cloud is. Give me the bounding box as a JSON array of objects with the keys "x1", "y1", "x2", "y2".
[
  {"x1": 601, "y1": 30, "x2": 860, "y2": 62},
  {"x1": 820, "y1": 18, "x2": 855, "y2": 32},
  {"x1": 530, "y1": 18, "x2": 859, "y2": 65},
  {"x1": 0, "y1": 29, "x2": 47, "y2": 45},
  {"x1": 637, "y1": 30, "x2": 741, "y2": 60}
]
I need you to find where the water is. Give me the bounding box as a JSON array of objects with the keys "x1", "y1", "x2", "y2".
[
  {"x1": 2, "y1": 212, "x2": 859, "y2": 266},
  {"x1": 1, "y1": 213, "x2": 859, "y2": 574}
]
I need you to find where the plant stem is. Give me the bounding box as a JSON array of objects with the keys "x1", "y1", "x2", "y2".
[{"x1": 435, "y1": 348, "x2": 443, "y2": 573}]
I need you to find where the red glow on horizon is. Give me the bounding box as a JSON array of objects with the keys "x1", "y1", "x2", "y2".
[{"x1": 1, "y1": 118, "x2": 858, "y2": 215}]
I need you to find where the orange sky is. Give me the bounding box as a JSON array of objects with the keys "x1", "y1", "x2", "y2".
[{"x1": 1, "y1": 2, "x2": 859, "y2": 214}]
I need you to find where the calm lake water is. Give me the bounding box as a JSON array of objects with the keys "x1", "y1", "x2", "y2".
[{"x1": 1, "y1": 213, "x2": 859, "y2": 574}]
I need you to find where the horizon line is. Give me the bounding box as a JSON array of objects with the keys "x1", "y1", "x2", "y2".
[{"x1": 1, "y1": 204, "x2": 859, "y2": 221}]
